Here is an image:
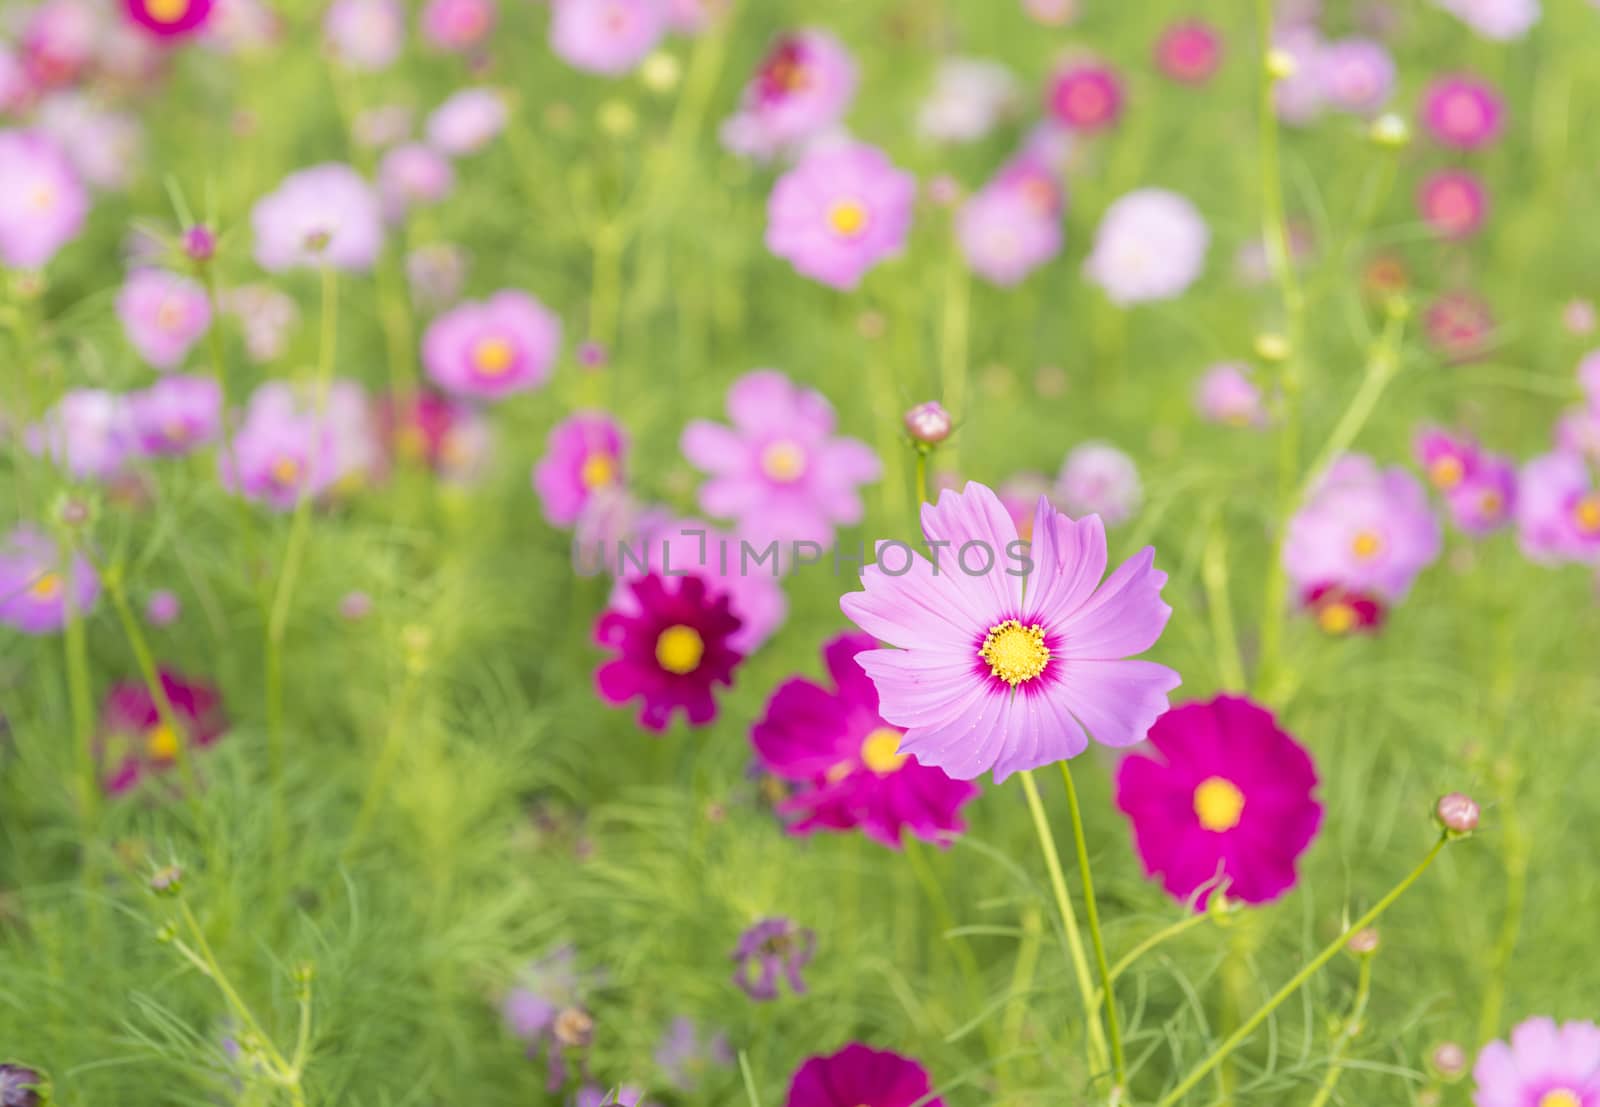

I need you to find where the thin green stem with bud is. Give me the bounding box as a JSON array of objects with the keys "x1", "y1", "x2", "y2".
[
  {"x1": 1306, "y1": 950, "x2": 1375, "y2": 1107},
  {"x1": 1059, "y1": 760, "x2": 1126, "y2": 1094}
]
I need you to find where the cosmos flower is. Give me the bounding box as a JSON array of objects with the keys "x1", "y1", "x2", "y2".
[
  {"x1": 681, "y1": 369, "x2": 881, "y2": 550},
  {"x1": 1114, "y1": 695, "x2": 1322, "y2": 909},
  {"x1": 841, "y1": 482, "x2": 1180, "y2": 781},
  {"x1": 323, "y1": 0, "x2": 404, "y2": 70},
  {"x1": 766, "y1": 142, "x2": 916, "y2": 290},
  {"x1": 426, "y1": 88, "x2": 507, "y2": 154},
  {"x1": 203, "y1": 0, "x2": 283, "y2": 53},
  {"x1": 1473, "y1": 1017, "x2": 1600, "y2": 1107},
  {"x1": 218, "y1": 383, "x2": 339, "y2": 511},
  {"x1": 1425, "y1": 289, "x2": 1496, "y2": 362},
  {"x1": 1056, "y1": 441, "x2": 1142, "y2": 526},
  {"x1": 915, "y1": 57, "x2": 1018, "y2": 144},
  {"x1": 956, "y1": 165, "x2": 1063, "y2": 287},
  {"x1": 1046, "y1": 60, "x2": 1124, "y2": 133},
  {"x1": 20, "y1": 0, "x2": 99, "y2": 90},
  {"x1": 1415, "y1": 427, "x2": 1482, "y2": 494},
  {"x1": 1556, "y1": 407, "x2": 1600, "y2": 461},
  {"x1": 423, "y1": 291, "x2": 561, "y2": 400},
  {"x1": 0, "y1": 1063, "x2": 46, "y2": 1107},
  {"x1": 594, "y1": 573, "x2": 743, "y2": 731},
  {"x1": 34, "y1": 92, "x2": 144, "y2": 192},
  {"x1": 379, "y1": 389, "x2": 491, "y2": 483},
  {"x1": 549, "y1": 0, "x2": 666, "y2": 76},
  {"x1": 224, "y1": 284, "x2": 299, "y2": 362},
  {"x1": 124, "y1": 0, "x2": 214, "y2": 38},
  {"x1": 115, "y1": 269, "x2": 211, "y2": 369},
  {"x1": 251, "y1": 163, "x2": 383, "y2": 273},
  {"x1": 1420, "y1": 74, "x2": 1505, "y2": 150},
  {"x1": 1284, "y1": 454, "x2": 1442, "y2": 601},
  {"x1": 653, "y1": 1017, "x2": 733, "y2": 1093},
  {"x1": 753, "y1": 632, "x2": 979, "y2": 849},
  {"x1": 146, "y1": 589, "x2": 181, "y2": 626},
  {"x1": 1317, "y1": 38, "x2": 1394, "y2": 115},
  {"x1": 1084, "y1": 189, "x2": 1209, "y2": 306},
  {"x1": 26, "y1": 389, "x2": 133, "y2": 481},
  {"x1": 1431, "y1": 0, "x2": 1541, "y2": 41},
  {"x1": 0, "y1": 525, "x2": 99, "y2": 635},
  {"x1": 503, "y1": 945, "x2": 603, "y2": 1093},
  {"x1": 1154, "y1": 20, "x2": 1222, "y2": 84},
  {"x1": 782, "y1": 1044, "x2": 944, "y2": 1107},
  {"x1": 420, "y1": 0, "x2": 494, "y2": 52},
  {"x1": 574, "y1": 1088, "x2": 651, "y2": 1107},
  {"x1": 0, "y1": 130, "x2": 88, "y2": 269},
  {"x1": 1303, "y1": 582, "x2": 1386, "y2": 636},
  {"x1": 1195, "y1": 363, "x2": 1267, "y2": 427},
  {"x1": 406, "y1": 243, "x2": 468, "y2": 308},
  {"x1": 1418, "y1": 168, "x2": 1489, "y2": 240},
  {"x1": 377, "y1": 142, "x2": 455, "y2": 221},
  {"x1": 1515, "y1": 451, "x2": 1600, "y2": 565},
  {"x1": 997, "y1": 473, "x2": 1054, "y2": 540},
  {"x1": 730, "y1": 917, "x2": 814, "y2": 1001},
  {"x1": 127, "y1": 374, "x2": 222, "y2": 456},
  {"x1": 99, "y1": 669, "x2": 227, "y2": 796},
  {"x1": 1446, "y1": 453, "x2": 1516, "y2": 536},
  {"x1": 722, "y1": 30, "x2": 857, "y2": 159},
  {"x1": 1272, "y1": 24, "x2": 1327, "y2": 125},
  {"x1": 533, "y1": 412, "x2": 628, "y2": 527}
]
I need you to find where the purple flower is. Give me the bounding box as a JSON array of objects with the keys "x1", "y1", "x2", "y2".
[
  {"x1": 783, "y1": 1044, "x2": 943, "y2": 1107},
  {"x1": 1420, "y1": 73, "x2": 1505, "y2": 151},
  {"x1": 1284, "y1": 454, "x2": 1442, "y2": 601},
  {"x1": 420, "y1": 0, "x2": 494, "y2": 51},
  {"x1": 1056, "y1": 441, "x2": 1142, "y2": 526},
  {"x1": 549, "y1": 0, "x2": 666, "y2": 76},
  {"x1": 653, "y1": 1016, "x2": 732, "y2": 1093},
  {"x1": 957, "y1": 169, "x2": 1063, "y2": 287},
  {"x1": 146, "y1": 588, "x2": 181, "y2": 626},
  {"x1": 533, "y1": 412, "x2": 627, "y2": 527},
  {"x1": 218, "y1": 383, "x2": 339, "y2": 511},
  {"x1": 378, "y1": 142, "x2": 455, "y2": 221},
  {"x1": 1446, "y1": 453, "x2": 1516, "y2": 536},
  {"x1": 574, "y1": 1087, "x2": 650, "y2": 1107},
  {"x1": 406, "y1": 243, "x2": 468, "y2": 308},
  {"x1": 766, "y1": 143, "x2": 916, "y2": 290},
  {"x1": 680, "y1": 368, "x2": 881, "y2": 549},
  {"x1": 422, "y1": 290, "x2": 562, "y2": 400},
  {"x1": 1432, "y1": 0, "x2": 1540, "y2": 41},
  {"x1": 0, "y1": 130, "x2": 88, "y2": 269},
  {"x1": 0, "y1": 1063, "x2": 46, "y2": 1107},
  {"x1": 730, "y1": 917, "x2": 814, "y2": 1001},
  {"x1": 99, "y1": 668, "x2": 227, "y2": 796},
  {"x1": 1317, "y1": 38, "x2": 1394, "y2": 115},
  {"x1": 26, "y1": 389, "x2": 133, "y2": 480},
  {"x1": 503, "y1": 945, "x2": 603, "y2": 1093},
  {"x1": 1195, "y1": 363, "x2": 1266, "y2": 427},
  {"x1": 1473, "y1": 1016, "x2": 1600, "y2": 1107},
  {"x1": 1516, "y1": 451, "x2": 1600, "y2": 565},
  {"x1": 224, "y1": 283, "x2": 299, "y2": 362},
  {"x1": 127, "y1": 374, "x2": 222, "y2": 456},
  {"x1": 251, "y1": 163, "x2": 383, "y2": 273},
  {"x1": 0, "y1": 525, "x2": 99, "y2": 635},
  {"x1": 722, "y1": 30, "x2": 857, "y2": 159},
  {"x1": 34, "y1": 91, "x2": 144, "y2": 192},
  {"x1": 1084, "y1": 189, "x2": 1208, "y2": 305},
  {"x1": 594, "y1": 573, "x2": 743, "y2": 731},
  {"x1": 1272, "y1": 25, "x2": 1327, "y2": 124},
  {"x1": 116, "y1": 268, "x2": 212, "y2": 369},
  {"x1": 324, "y1": 0, "x2": 404, "y2": 69},
  {"x1": 426, "y1": 88, "x2": 507, "y2": 155}
]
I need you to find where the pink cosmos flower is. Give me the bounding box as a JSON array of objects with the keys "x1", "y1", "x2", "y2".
[
  {"x1": 1563, "y1": 300, "x2": 1597, "y2": 337},
  {"x1": 99, "y1": 668, "x2": 226, "y2": 795},
  {"x1": 721, "y1": 29, "x2": 856, "y2": 159},
  {"x1": 0, "y1": 130, "x2": 88, "y2": 269},
  {"x1": 35, "y1": 93, "x2": 144, "y2": 192},
  {"x1": 1195, "y1": 363, "x2": 1266, "y2": 427},
  {"x1": 1473, "y1": 1017, "x2": 1600, "y2": 1107},
  {"x1": 1425, "y1": 289, "x2": 1496, "y2": 362},
  {"x1": 1272, "y1": 25, "x2": 1326, "y2": 125},
  {"x1": 1432, "y1": 0, "x2": 1541, "y2": 41},
  {"x1": 1578, "y1": 349, "x2": 1600, "y2": 405},
  {"x1": 127, "y1": 374, "x2": 222, "y2": 456},
  {"x1": 549, "y1": 0, "x2": 665, "y2": 76},
  {"x1": 125, "y1": 0, "x2": 214, "y2": 38},
  {"x1": 251, "y1": 163, "x2": 383, "y2": 273},
  {"x1": 1418, "y1": 168, "x2": 1489, "y2": 240},
  {"x1": 146, "y1": 588, "x2": 181, "y2": 625},
  {"x1": 1304, "y1": 582, "x2": 1386, "y2": 637},
  {"x1": 115, "y1": 269, "x2": 211, "y2": 370},
  {"x1": 26, "y1": 389, "x2": 132, "y2": 481},
  {"x1": 783, "y1": 1044, "x2": 944, "y2": 1107},
  {"x1": 1115, "y1": 695, "x2": 1322, "y2": 909},
  {"x1": 766, "y1": 143, "x2": 916, "y2": 291},
  {"x1": 1555, "y1": 407, "x2": 1600, "y2": 461},
  {"x1": 1516, "y1": 452, "x2": 1600, "y2": 565},
  {"x1": 0, "y1": 48, "x2": 27, "y2": 114},
  {"x1": 1420, "y1": 74, "x2": 1505, "y2": 150},
  {"x1": 753, "y1": 632, "x2": 979, "y2": 849},
  {"x1": 998, "y1": 473, "x2": 1053, "y2": 541},
  {"x1": 1155, "y1": 20, "x2": 1222, "y2": 84},
  {"x1": 1056, "y1": 441, "x2": 1142, "y2": 526},
  {"x1": 425, "y1": 88, "x2": 507, "y2": 154},
  {"x1": 1318, "y1": 38, "x2": 1394, "y2": 115},
  {"x1": 1046, "y1": 60, "x2": 1124, "y2": 133},
  {"x1": 841, "y1": 482, "x2": 1181, "y2": 781},
  {"x1": 224, "y1": 283, "x2": 299, "y2": 362},
  {"x1": 680, "y1": 369, "x2": 881, "y2": 550},
  {"x1": 1447, "y1": 453, "x2": 1516, "y2": 535},
  {"x1": 0, "y1": 525, "x2": 99, "y2": 635},
  {"x1": 957, "y1": 160, "x2": 1063, "y2": 287},
  {"x1": 1084, "y1": 188, "x2": 1209, "y2": 305},
  {"x1": 594, "y1": 572, "x2": 743, "y2": 731},
  {"x1": 378, "y1": 143, "x2": 455, "y2": 221},
  {"x1": 422, "y1": 290, "x2": 562, "y2": 401},
  {"x1": 916, "y1": 57, "x2": 1019, "y2": 144},
  {"x1": 1414, "y1": 426, "x2": 1482, "y2": 493},
  {"x1": 420, "y1": 0, "x2": 494, "y2": 52},
  {"x1": 1284, "y1": 454, "x2": 1442, "y2": 601},
  {"x1": 218, "y1": 383, "x2": 338, "y2": 511},
  {"x1": 533, "y1": 412, "x2": 627, "y2": 527},
  {"x1": 324, "y1": 0, "x2": 404, "y2": 70},
  {"x1": 20, "y1": 0, "x2": 99, "y2": 90},
  {"x1": 379, "y1": 389, "x2": 491, "y2": 482}
]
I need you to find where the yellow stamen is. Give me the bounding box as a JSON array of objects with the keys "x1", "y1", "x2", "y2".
[
  {"x1": 860, "y1": 727, "x2": 908, "y2": 775},
  {"x1": 1350, "y1": 530, "x2": 1383, "y2": 560},
  {"x1": 471, "y1": 336, "x2": 515, "y2": 377},
  {"x1": 28, "y1": 571, "x2": 62, "y2": 601},
  {"x1": 145, "y1": 723, "x2": 182, "y2": 762},
  {"x1": 270, "y1": 456, "x2": 302, "y2": 486},
  {"x1": 1427, "y1": 455, "x2": 1464, "y2": 490},
  {"x1": 827, "y1": 198, "x2": 869, "y2": 238},
  {"x1": 760, "y1": 440, "x2": 807, "y2": 482},
  {"x1": 654, "y1": 624, "x2": 704, "y2": 675},
  {"x1": 580, "y1": 453, "x2": 616, "y2": 490},
  {"x1": 1539, "y1": 1091, "x2": 1581, "y2": 1107},
  {"x1": 1317, "y1": 602, "x2": 1358, "y2": 636},
  {"x1": 1193, "y1": 776, "x2": 1245, "y2": 832},
  {"x1": 143, "y1": 0, "x2": 189, "y2": 22},
  {"x1": 156, "y1": 300, "x2": 186, "y2": 332},
  {"x1": 1479, "y1": 490, "x2": 1503, "y2": 517},
  {"x1": 1574, "y1": 494, "x2": 1600, "y2": 535},
  {"x1": 979, "y1": 620, "x2": 1051, "y2": 686},
  {"x1": 29, "y1": 186, "x2": 56, "y2": 214}
]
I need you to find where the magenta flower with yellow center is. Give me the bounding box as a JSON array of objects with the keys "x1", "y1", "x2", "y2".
[
  {"x1": 840, "y1": 482, "x2": 1180, "y2": 781},
  {"x1": 124, "y1": 0, "x2": 213, "y2": 38},
  {"x1": 422, "y1": 290, "x2": 561, "y2": 401}
]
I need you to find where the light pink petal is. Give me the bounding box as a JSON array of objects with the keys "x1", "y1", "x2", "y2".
[
  {"x1": 898, "y1": 684, "x2": 1010, "y2": 780},
  {"x1": 841, "y1": 546, "x2": 992, "y2": 647},
  {"x1": 681, "y1": 420, "x2": 750, "y2": 475},
  {"x1": 1022, "y1": 500, "x2": 1108, "y2": 617},
  {"x1": 1057, "y1": 659, "x2": 1182, "y2": 749},
  {"x1": 918, "y1": 482, "x2": 1024, "y2": 617},
  {"x1": 991, "y1": 686, "x2": 1090, "y2": 781},
  {"x1": 813, "y1": 437, "x2": 883, "y2": 489},
  {"x1": 726, "y1": 369, "x2": 799, "y2": 435},
  {"x1": 1054, "y1": 547, "x2": 1173, "y2": 659},
  {"x1": 858, "y1": 648, "x2": 986, "y2": 728}
]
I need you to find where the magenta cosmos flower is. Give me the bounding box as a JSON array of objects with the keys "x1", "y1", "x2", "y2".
[
  {"x1": 124, "y1": 0, "x2": 213, "y2": 37},
  {"x1": 957, "y1": 159, "x2": 1064, "y2": 287},
  {"x1": 1420, "y1": 74, "x2": 1505, "y2": 150},
  {"x1": 1425, "y1": 289, "x2": 1496, "y2": 362},
  {"x1": 1448, "y1": 453, "x2": 1517, "y2": 536},
  {"x1": 379, "y1": 389, "x2": 490, "y2": 482},
  {"x1": 766, "y1": 143, "x2": 916, "y2": 291},
  {"x1": 533, "y1": 412, "x2": 627, "y2": 527},
  {"x1": 0, "y1": 130, "x2": 88, "y2": 269},
  {"x1": 753, "y1": 632, "x2": 979, "y2": 849},
  {"x1": 681, "y1": 369, "x2": 881, "y2": 550},
  {"x1": 127, "y1": 374, "x2": 222, "y2": 456},
  {"x1": 1418, "y1": 168, "x2": 1489, "y2": 240},
  {"x1": 420, "y1": 0, "x2": 494, "y2": 52},
  {"x1": 783, "y1": 1044, "x2": 943, "y2": 1107},
  {"x1": 251, "y1": 163, "x2": 383, "y2": 273},
  {"x1": 1516, "y1": 452, "x2": 1600, "y2": 565},
  {"x1": 594, "y1": 572, "x2": 743, "y2": 731},
  {"x1": 0, "y1": 525, "x2": 99, "y2": 635},
  {"x1": 1415, "y1": 426, "x2": 1482, "y2": 494},
  {"x1": 116, "y1": 269, "x2": 211, "y2": 369},
  {"x1": 548, "y1": 0, "x2": 665, "y2": 76},
  {"x1": 1115, "y1": 695, "x2": 1322, "y2": 909},
  {"x1": 722, "y1": 30, "x2": 857, "y2": 158},
  {"x1": 422, "y1": 290, "x2": 561, "y2": 401},
  {"x1": 1154, "y1": 20, "x2": 1222, "y2": 84},
  {"x1": 840, "y1": 482, "x2": 1181, "y2": 782},
  {"x1": 1046, "y1": 60, "x2": 1124, "y2": 133},
  {"x1": 1284, "y1": 454, "x2": 1442, "y2": 601},
  {"x1": 1084, "y1": 189, "x2": 1209, "y2": 306},
  {"x1": 99, "y1": 668, "x2": 227, "y2": 795},
  {"x1": 1474, "y1": 1017, "x2": 1600, "y2": 1107},
  {"x1": 323, "y1": 0, "x2": 405, "y2": 70}
]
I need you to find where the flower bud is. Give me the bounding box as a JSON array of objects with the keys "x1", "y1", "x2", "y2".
[
  {"x1": 1429, "y1": 1040, "x2": 1467, "y2": 1080},
  {"x1": 1435, "y1": 792, "x2": 1479, "y2": 835},
  {"x1": 183, "y1": 225, "x2": 217, "y2": 263},
  {"x1": 904, "y1": 402, "x2": 953, "y2": 446},
  {"x1": 639, "y1": 51, "x2": 680, "y2": 93},
  {"x1": 1346, "y1": 926, "x2": 1380, "y2": 955},
  {"x1": 149, "y1": 863, "x2": 183, "y2": 895},
  {"x1": 1264, "y1": 48, "x2": 1296, "y2": 82},
  {"x1": 1254, "y1": 332, "x2": 1290, "y2": 362},
  {"x1": 0, "y1": 1062, "x2": 47, "y2": 1107},
  {"x1": 552, "y1": 1006, "x2": 594, "y2": 1049},
  {"x1": 577, "y1": 341, "x2": 609, "y2": 369}
]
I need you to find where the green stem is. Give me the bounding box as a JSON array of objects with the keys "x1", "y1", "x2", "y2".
[
  {"x1": 904, "y1": 836, "x2": 996, "y2": 1056},
  {"x1": 1102, "y1": 913, "x2": 1210, "y2": 992},
  {"x1": 1306, "y1": 954, "x2": 1375, "y2": 1107},
  {"x1": 199, "y1": 264, "x2": 262, "y2": 581},
  {"x1": 1060, "y1": 760, "x2": 1126, "y2": 1094},
  {"x1": 63, "y1": 561, "x2": 98, "y2": 857},
  {"x1": 939, "y1": 248, "x2": 969, "y2": 472},
  {"x1": 1201, "y1": 517, "x2": 1247, "y2": 692},
  {"x1": 1156, "y1": 835, "x2": 1449, "y2": 1107}
]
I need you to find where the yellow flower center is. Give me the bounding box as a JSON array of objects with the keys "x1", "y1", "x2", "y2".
[
  {"x1": 654, "y1": 624, "x2": 704, "y2": 675},
  {"x1": 1350, "y1": 530, "x2": 1383, "y2": 560},
  {"x1": 1317, "y1": 601, "x2": 1357, "y2": 636},
  {"x1": 1193, "y1": 776, "x2": 1245, "y2": 832},
  {"x1": 760, "y1": 440, "x2": 807, "y2": 482},
  {"x1": 1479, "y1": 490, "x2": 1503, "y2": 516},
  {"x1": 156, "y1": 300, "x2": 186, "y2": 332},
  {"x1": 270, "y1": 456, "x2": 302, "y2": 486},
  {"x1": 1427, "y1": 455, "x2": 1464, "y2": 490},
  {"x1": 860, "y1": 727, "x2": 908, "y2": 775},
  {"x1": 1539, "y1": 1091, "x2": 1581, "y2": 1107},
  {"x1": 580, "y1": 453, "x2": 616, "y2": 490},
  {"x1": 979, "y1": 620, "x2": 1051, "y2": 686},
  {"x1": 827, "y1": 198, "x2": 869, "y2": 238},
  {"x1": 1574, "y1": 494, "x2": 1600, "y2": 535},
  {"x1": 471, "y1": 336, "x2": 515, "y2": 377},
  {"x1": 28, "y1": 571, "x2": 63, "y2": 601},
  {"x1": 144, "y1": 0, "x2": 189, "y2": 21},
  {"x1": 30, "y1": 185, "x2": 56, "y2": 213},
  {"x1": 145, "y1": 723, "x2": 182, "y2": 762}
]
